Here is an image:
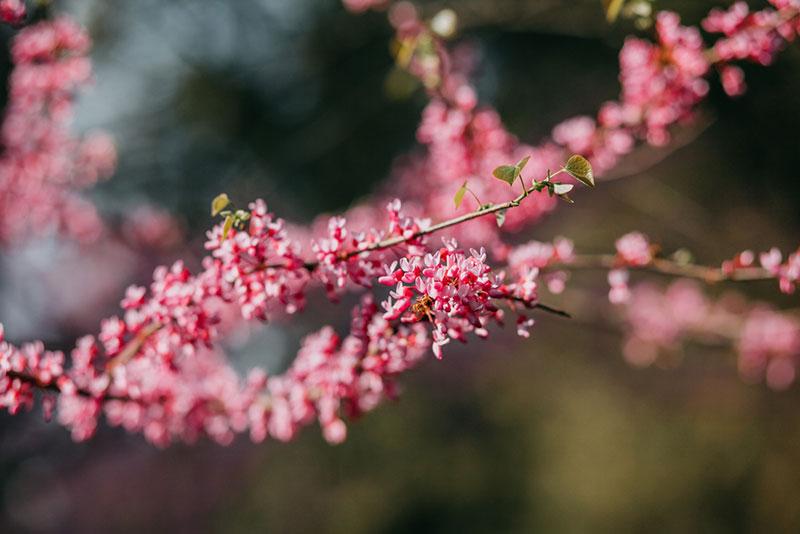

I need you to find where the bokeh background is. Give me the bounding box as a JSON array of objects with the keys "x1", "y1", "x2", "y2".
[{"x1": 2, "y1": 0, "x2": 800, "y2": 532}]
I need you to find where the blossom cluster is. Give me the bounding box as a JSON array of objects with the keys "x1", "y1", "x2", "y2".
[
  {"x1": 0, "y1": 0, "x2": 24, "y2": 24},
  {"x1": 719, "y1": 247, "x2": 799, "y2": 294},
  {"x1": 760, "y1": 247, "x2": 800, "y2": 294},
  {"x1": 504, "y1": 237, "x2": 575, "y2": 296},
  {"x1": 311, "y1": 199, "x2": 429, "y2": 299},
  {"x1": 0, "y1": 17, "x2": 117, "y2": 245},
  {"x1": 607, "y1": 232, "x2": 654, "y2": 303},
  {"x1": 612, "y1": 12, "x2": 710, "y2": 146},
  {"x1": 503, "y1": 233, "x2": 800, "y2": 306},
  {"x1": 703, "y1": 0, "x2": 800, "y2": 96},
  {"x1": 206, "y1": 199, "x2": 310, "y2": 320},
  {"x1": 0, "y1": 0, "x2": 791, "y2": 250},
  {"x1": 379, "y1": 242, "x2": 508, "y2": 357},
  {"x1": 206, "y1": 198, "x2": 431, "y2": 319},
  {"x1": 1, "y1": 197, "x2": 543, "y2": 445},
  {"x1": 1, "y1": 0, "x2": 800, "y2": 451},
  {"x1": 0, "y1": 325, "x2": 65, "y2": 416},
  {"x1": 329, "y1": 2, "x2": 800, "y2": 254},
  {"x1": 2, "y1": 193, "x2": 799, "y2": 445},
  {"x1": 619, "y1": 280, "x2": 800, "y2": 391},
  {"x1": 250, "y1": 296, "x2": 429, "y2": 444},
  {"x1": 704, "y1": 1, "x2": 800, "y2": 64}
]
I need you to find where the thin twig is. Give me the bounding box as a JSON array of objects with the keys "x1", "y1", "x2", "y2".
[
  {"x1": 259, "y1": 170, "x2": 569, "y2": 273},
  {"x1": 6, "y1": 323, "x2": 165, "y2": 403},
  {"x1": 532, "y1": 302, "x2": 572, "y2": 319},
  {"x1": 6, "y1": 370, "x2": 131, "y2": 402},
  {"x1": 106, "y1": 322, "x2": 163, "y2": 372},
  {"x1": 554, "y1": 254, "x2": 774, "y2": 284}
]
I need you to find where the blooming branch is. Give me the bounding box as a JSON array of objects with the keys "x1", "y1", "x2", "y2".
[
  {"x1": 506, "y1": 232, "x2": 799, "y2": 304},
  {"x1": 0, "y1": 154, "x2": 592, "y2": 445},
  {"x1": 0, "y1": 0, "x2": 798, "y2": 451},
  {"x1": 618, "y1": 280, "x2": 800, "y2": 390},
  {"x1": 0, "y1": 17, "x2": 117, "y2": 245},
  {"x1": 328, "y1": 0, "x2": 800, "y2": 250},
  {"x1": 556, "y1": 254, "x2": 774, "y2": 284}
]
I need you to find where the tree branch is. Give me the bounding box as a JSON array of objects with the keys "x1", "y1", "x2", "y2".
[
  {"x1": 553, "y1": 254, "x2": 773, "y2": 284},
  {"x1": 259, "y1": 170, "x2": 569, "y2": 274},
  {"x1": 5, "y1": 370, "x2": 131, "y2": 402}
]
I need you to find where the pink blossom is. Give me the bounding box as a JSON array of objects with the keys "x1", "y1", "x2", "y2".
[
  {"x1": 122, "y1": 205, "x2": 183, "y2": 250},
  {"x1": 704, "y1": 1, "x2": 800, "y2": 66},
  {"x1": 619, "y1": 281, "x2": 800, "y2": 390},
  {"x1": 720, "y1": 65, "x2": 747, "y2": 96},
  {"x1": 760, "y1": 247, "x2": 800, "y2": 294},
  {"x1": 0, "y1": 18, "x2": 116, "y2": 245},
  {"x1": 505, "y1": 237, "x2": 573, "y2": 297},
  {"x1": 608, "y1": 269, "x2": 631, "y2": 304},
  {"x1": 616, "y1": 13, "x2": 710, "y2": 146},
  {"x1": 206, "y1": 199, "x2": 310, "y2": 319},
  {"x1": 342, "y1": 0, "x2": 387, "y2": 13},
  {"x1": 2, "y1": 198, "x2": 536, "y2": 445},
  {"x1": 616, "y1": 232, "x2": 653, "y2": 266},
  {"x1": 378, "y1": 241, "x2": 519, "y2": 358},
  {"x1": 739, "y1": 309, "x2": 800, "y2": 390},
  {"x1": 2, "y1": 0, "x2": 800, "y2": 450},
  {"x1": 722, "y1": 249, "x2": 755, "y2": 275},
  {"x1": 0, "y1": 0, "x2": 24, "y2": 25}
]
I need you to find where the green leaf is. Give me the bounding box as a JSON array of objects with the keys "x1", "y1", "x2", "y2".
[
  {"x1": 493, "y1": 165, "x2": 518, "y2": 185},
  {"x1": 671, "y1": 248, "x2": 694, "y2": 265},
  {"x1": 454, "y1": 182, "x2": 468, "y2": 209},
  {"x1": 495, "y1": 209, "x2": 507, "y2": 228},
  {"x1": 516, "y1": 156, "x2": 531, "y2": 173},
  {"x1": 222, "y1": 214, "x2": 234, "y2": 239},
  {"x1": 211, "y1": 193, "x2": 230, "y2": 216},
  {"x1": 564, "y1": 155, "x2": 595, "y2": 187},
  {"x1": 603, "y1": 0, "x2": 626, "y2": 22},
  {"x1": 553, "y1": 183, "x2": 574, "y2": 195},
  {"x1": 385, "y1": 66, "x2": 420, "y2": 100}
]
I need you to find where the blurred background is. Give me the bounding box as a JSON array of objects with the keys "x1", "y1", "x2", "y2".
[{"x1": 1, "y1": 0, "x2": 800, "y2": 532}]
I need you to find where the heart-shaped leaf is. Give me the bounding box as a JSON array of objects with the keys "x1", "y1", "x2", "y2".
[
  {"x1": 222, "y1": 214, "x2": 234, "y2": 239},
  {"x1": 493, "y1": 165, "x2": 518, "y2": 185},
  {"x1": 603, "y1": 0, "x2": 626, "y2": 22},
  {"x1": 564, "y1": 155, "x2": 595, "y2": 187},
  {"x1": 454, "y1": 182, "x2": 468, "y2": 208},
  {"x1": 211, "y1": 193, "x2": 230, "y2": 216}
]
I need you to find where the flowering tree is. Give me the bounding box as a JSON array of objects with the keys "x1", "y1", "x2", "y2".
[{"x1": 0, "y1": 0, "x2": 799, "y2": 448}]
